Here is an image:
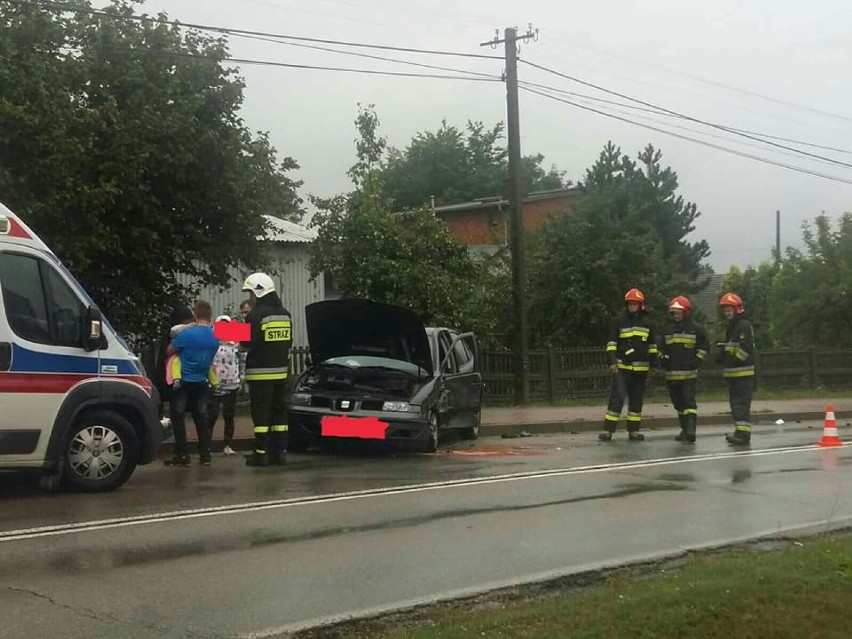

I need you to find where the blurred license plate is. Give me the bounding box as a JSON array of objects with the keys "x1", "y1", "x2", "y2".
[{"x1": 321, "y1": 415, "x2": 388, "y2": 439}]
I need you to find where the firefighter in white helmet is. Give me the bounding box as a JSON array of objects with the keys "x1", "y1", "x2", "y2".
[{"x1": 241, "y1": 272, "x2": 293, "y2": 466}]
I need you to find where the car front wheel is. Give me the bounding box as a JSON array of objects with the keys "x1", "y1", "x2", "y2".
[{"x1": 61, "y1": 410, "x2": 139, "y2": 493}]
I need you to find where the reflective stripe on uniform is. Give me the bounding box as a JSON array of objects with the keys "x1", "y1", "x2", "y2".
[
  {"x1": 245, "y1": 372, "x2": 289, "y2": 381},
  {"x1": 254, "y1": 426, "x2": 269, "y2": 434},
  {"x1": 696, "y1": 349, "x2": 708, "y2": 360},
  {"x1": 605, "y1": 411, "x2": 620, "y2": 422},
  {"x1": 270, "y1": 424, "x2": 288, "y2": 432},
  {"x1": 618, "y1": 361, "x2": 650, "y2": 372},
  {"x1": 627, "y1": 412, "x2": 642, "y2": 422},
  {"x1": 606, "y1": 341, "x2": 617, "y2": 352},
  {"x1": 665, "y1": 334, "x2": 697, "y2": 346},
  {"x1": 245, "y1": 365, "x2": 289, "y2": 382},
  {"x1": 255, "y1": 449, "x2": 266, "y2": 454},
  {"x1": 619, "y1": 327, "x2": 650, "y2": 339},
  {"x1": 683, "y1": 408, "x2": 698, "y2": 416},
  {"x1": 735, "y1": 347, "x2": 749, "y2": 361},
  {"x1": 734, "y1": 422, "x2": 752, "y2": 432},
  {"x1": 665, "y1": 370, "x2": 698, "y2": 381},
  {"x1": 723, "y1": 366, "x2": 755, "y2": 378}
]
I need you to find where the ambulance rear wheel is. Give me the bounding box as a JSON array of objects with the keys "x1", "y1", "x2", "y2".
[{"x1": 62, "y1": 410, "x2": 140, "y2": 493}]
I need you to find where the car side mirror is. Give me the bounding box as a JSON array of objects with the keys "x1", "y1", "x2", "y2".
[{"x1": 83, "y1": 306, "x2": 103, "y2": 352}]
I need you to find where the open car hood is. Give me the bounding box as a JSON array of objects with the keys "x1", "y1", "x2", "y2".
[{"x1": 305, "y1": 299, "x2": 433, "y2": 376}]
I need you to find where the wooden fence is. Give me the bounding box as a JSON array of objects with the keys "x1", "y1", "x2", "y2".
[{"x1": 139, "y1": 345, "x2": 852, "y2": 406}]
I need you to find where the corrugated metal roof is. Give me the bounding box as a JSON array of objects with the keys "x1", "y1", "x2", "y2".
[
  {"x1": 433, "y1": 187, "x2": 582, "y2": 215},
  {"x1": 261, "y1": 215, "x2": 316, "y2": 243}
]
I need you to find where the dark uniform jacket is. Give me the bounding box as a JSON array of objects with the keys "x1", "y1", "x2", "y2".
[
  {"x1": 241, "y1": 293, "x2": 292, "y2": 382},
  {"x1": 605, "y1": 311, "x2": 659, "y2": 373},
  {"x1": 717, "y1": 315, "x2": 755, "y2": 378},
  {"x1": 658, "y1": 318, "x2": 709, "y2": 381}
]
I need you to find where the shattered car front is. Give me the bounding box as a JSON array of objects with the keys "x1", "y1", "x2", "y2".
[{"x1": 287, "y1": 299, "x2": 439, "y2": 450}]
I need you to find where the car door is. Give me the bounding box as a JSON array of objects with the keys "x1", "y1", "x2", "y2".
[
  {"x1": 435, "y1": 330, "x2": 463, "y2": 428},
  {"x1": 0, "y1": 249, "x2": 91, "y2": 466},
  {"x1": 449, "y1": 331, "x2": 483, "y2": 430}
]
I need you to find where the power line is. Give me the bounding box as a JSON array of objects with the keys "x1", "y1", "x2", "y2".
[
  {"x1": 520, "y1": 59, "x2": 852, "y2": 171},
  {"x1": 15, "y1": 0, "x2": 502, "y2": 60},
  {"x1": 521, "y1": 86, "x2": 852, "y2": 186},
  {"x1": 229, "y1": 32, "x2": 497, "y2": 79},
  {"x1": 525, "y1": 86, "x2": 851, "y2": 169},
  {"x1": 519, "y1": 80, "x2": 852, "y2": 156},
  {"x1": 553, "y1": 40, "x2": 852, "y2": 125},
  {"x1": 105, "y1": 45, "x2": 502, "y2": 82}
]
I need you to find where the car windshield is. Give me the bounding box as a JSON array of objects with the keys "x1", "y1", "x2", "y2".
[{"x1": 320, "y1": 355, "x2": 425, "y2": 376}]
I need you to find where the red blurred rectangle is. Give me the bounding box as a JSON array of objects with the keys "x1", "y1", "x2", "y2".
[
  {"x1": 214, "y1": 321, "x2": 251, "y2": 342},
  {"x1": 321, "y1": 415, "x2": 389, "y2": 440}
]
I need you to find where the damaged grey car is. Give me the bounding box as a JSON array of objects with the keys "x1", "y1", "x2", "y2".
[{"x1": 287, "y1": 299, "x2": 484, "y2": 452}]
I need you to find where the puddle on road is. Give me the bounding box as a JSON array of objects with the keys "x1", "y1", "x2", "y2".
[{"x1": 435, "y1": 444, "x2": 554, "y2": 457}]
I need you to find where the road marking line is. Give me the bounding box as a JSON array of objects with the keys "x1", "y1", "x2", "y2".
[{"x1": 1, "y1": 443, "x2": 846, "y2": 542}]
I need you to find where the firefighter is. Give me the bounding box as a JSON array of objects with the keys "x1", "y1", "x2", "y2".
[
  {"x1": 717, "y1": 292, "x2": 756, "y2": 447},
  {"x1": 600, "y1": 288, "x2": 659, "y2": 442},
  {"x1": 241, "y1": 272, "x2": 293, "y2": 466},
  {"x1": 658, "y1": 296, "x2": 709, "y2": 443}
]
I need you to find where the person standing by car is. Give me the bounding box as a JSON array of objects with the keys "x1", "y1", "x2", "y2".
[
  {"x1": 163, "y1": 300, "x2": 220, "y2": 467},
  {"x1": 208, "y1": 315, "x2": 241, "y2": 456},
  {"x1": 600, "y1": 288, "x2": 659, "y2": 442},
  {"x1": 658, "y1": 296, "x2": 709, "y2": 443},
  {"x1": 241, "y1": 273, "x2": 292, "y2": 467},
  {"x1": 717, "y1": 293, "x2": 756, "y2": 447}
]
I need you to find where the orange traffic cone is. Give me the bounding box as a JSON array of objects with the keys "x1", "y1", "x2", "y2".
[{"x1": 818, "y1": 405, "x2": 843, "y2": 448}]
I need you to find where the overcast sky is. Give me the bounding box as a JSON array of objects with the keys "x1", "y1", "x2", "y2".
[{"x1": 125, "y1": 0, "x2": 851, "y2": 272}]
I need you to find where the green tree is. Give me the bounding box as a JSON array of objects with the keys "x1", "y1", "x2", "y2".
[
  {"x1": 720, "y1": 262, "x2": 779, "y2": 348},
  {"x1": 527, "y1": 142, "x2": 711, "y2": 346},
  {"x1": 768, "y1": 213, "x2": 852, "y2": 347},
  {"x1": 309, "y1": 106, "x2": 499, "y2": 333},
  {"x1": 381, "y1": 120, "x2": 566, "y2": 210},
  {"x1": 0, "y1": 0, "x2": 304, "y2": 342}
]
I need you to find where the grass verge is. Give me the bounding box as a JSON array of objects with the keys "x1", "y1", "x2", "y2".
[{"x1": 308, "y1": 532, "x2": 852, "y2": 639}]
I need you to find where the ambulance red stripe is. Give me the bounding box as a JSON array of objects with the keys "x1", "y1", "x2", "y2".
[{"x1": 0, "y1": 373, "x2": 152, "y2": 395}]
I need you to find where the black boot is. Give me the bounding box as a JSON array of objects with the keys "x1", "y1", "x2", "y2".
[
  {"x1": 245, "y1": 451, "x2": 268, "y2": 467},
  {"x1": 674, "y1": 414, "x2": 688, "y2": 441},
  {"x1": 725, "y1": 430, "x2": 750, "y2": 446},
  {"x1": 627, "y1": 431, "x2": 645, "y2": 442},
  {"x1": 684, "y1": 414, "x2": 697, "y2": 444},
  {"x1": 268, "y1": 431, "x2": 287, "y2": 466},
  {"x1": 598, "y1": 430, "x2": 614, "y2": 442}
]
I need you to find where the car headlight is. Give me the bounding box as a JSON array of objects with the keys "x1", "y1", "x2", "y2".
[
  {"x1": 383, "y1": 401, "x2": 417, "y2": 412},
  {"x1": 292, "y1": 393, "x2": 312, "y2": 406}
]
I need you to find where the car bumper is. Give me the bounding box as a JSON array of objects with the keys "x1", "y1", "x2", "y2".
[{"x1": 288, "y1": 406, "x2": 428, "y2": 445}]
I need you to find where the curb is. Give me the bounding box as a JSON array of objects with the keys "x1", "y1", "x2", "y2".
[{"x1": 158, "y1": 409, "x2": 842, "y2": 455}]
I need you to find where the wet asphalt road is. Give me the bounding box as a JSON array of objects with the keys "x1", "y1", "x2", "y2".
[{"x1": 1, "y1": 422, "x2": 851, "y2": 639}]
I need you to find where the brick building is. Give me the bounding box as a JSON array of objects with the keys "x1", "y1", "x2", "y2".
[{"x1": 433, "y1": 187, "x2": 582, "y2": 252}]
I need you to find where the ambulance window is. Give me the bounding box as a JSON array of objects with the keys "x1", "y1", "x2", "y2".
[
  {"x1": 43, "y1": 267, "x2": 84, "y2": 347},
  {"x1": 0, "y1": 253, "x2": 50, "y2": 343}
]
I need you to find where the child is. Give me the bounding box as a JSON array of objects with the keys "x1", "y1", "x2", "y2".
[{"x1": 209, "y1": 315, "x2": 242, "y2": 455}]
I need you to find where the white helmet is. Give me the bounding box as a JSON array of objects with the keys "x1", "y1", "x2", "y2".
[{"x1": 242, "y1": 272, "x2": 276, "y2": 298}]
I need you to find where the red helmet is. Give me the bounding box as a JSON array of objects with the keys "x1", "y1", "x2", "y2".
[
  {"x1": 624, "y1": 288, "x2": 646, "y2": 310},
  {"x1": 719, "y1": 292, "x2": 745, "y2": 315},
  {"x1": 668, "y1": 295, "x2": 691, "y2": 317}
]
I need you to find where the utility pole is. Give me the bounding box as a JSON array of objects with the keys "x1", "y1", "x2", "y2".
[
  {"x1": 775, "y1": 209, "x2": 781, "y2": 263},
  {"x1": 482, "y1": 25, "x2": 537, "y2": 406}
]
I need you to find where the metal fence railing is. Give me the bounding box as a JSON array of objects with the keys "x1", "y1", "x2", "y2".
[{"x1": 138, "y1": 344, "x2": 852, "y2": 407}]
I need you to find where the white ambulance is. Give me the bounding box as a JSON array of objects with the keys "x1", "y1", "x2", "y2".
[{"x1": 0, "y1": 202, "x2": 161, "y2": 492}]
